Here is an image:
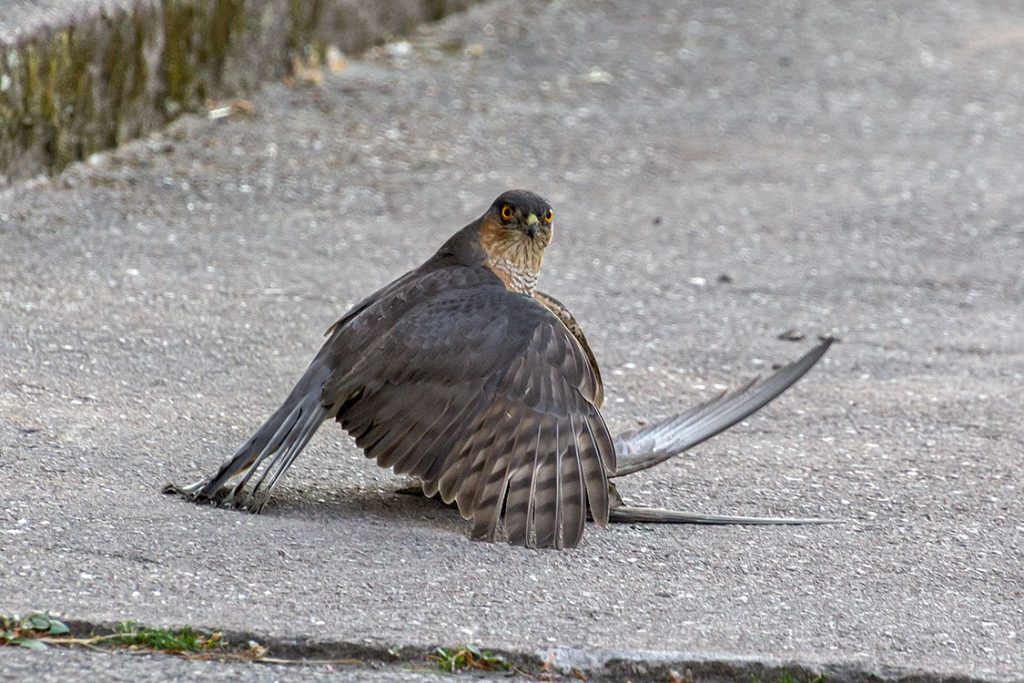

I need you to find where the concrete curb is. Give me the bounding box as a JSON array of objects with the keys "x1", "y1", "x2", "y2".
[
  {"x1": 45, "y1": 617, "x2": 995, "y2": 682},
  {"x1": 0, "y1": 0, "x2": 477, "y2": 184}
]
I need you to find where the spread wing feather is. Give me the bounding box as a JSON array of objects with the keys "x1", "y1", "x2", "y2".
[
  {"x1": 613, "y1": 338, "x2": 832, "y2": 476},
  {"x1": 320, "y1": 283, "x2": 614, "y2": 549}
]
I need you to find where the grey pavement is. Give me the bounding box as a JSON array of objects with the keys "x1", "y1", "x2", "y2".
[{"x1": 2, "y1": 0, "x2": 1023, "y2": 680}]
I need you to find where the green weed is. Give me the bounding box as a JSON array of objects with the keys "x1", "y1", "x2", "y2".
[
  {"x1": 0, "y1": 612, "x2": 70, "y2": 650},
  {"x1": 431, "y1": 643, "x2": 511, "y2": 673},
  {"x1": 752, "y1": 672, "x2": 828, "y2": 683}
]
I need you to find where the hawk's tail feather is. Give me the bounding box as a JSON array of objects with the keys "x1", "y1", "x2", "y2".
[
  {"x1": 608, "y1": 505, "x2": 842, "y2": 525},
  {"x1": 613, "y1": 338, "x2": 832, "y2": 478}
]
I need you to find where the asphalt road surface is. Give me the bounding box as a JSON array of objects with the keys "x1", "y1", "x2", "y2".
[{"x1": 2, "y1": 0, "x2": 1022, "y2": 679}]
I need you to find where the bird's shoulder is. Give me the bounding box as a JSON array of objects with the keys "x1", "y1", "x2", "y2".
[
  {"x1": 324, "y1": 262, "x2": 498, "y2": 337},
  {"x1": 319, "y1": 264, "x2": 560, "y2": 380}
]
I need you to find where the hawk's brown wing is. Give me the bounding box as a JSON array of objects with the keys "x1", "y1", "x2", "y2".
[
  {"x1": 320, "y1": 282, "x2": 615, "y2": 549},
  {"x1": 533, "y1": 290, "x2": 604, "y2": 408}
]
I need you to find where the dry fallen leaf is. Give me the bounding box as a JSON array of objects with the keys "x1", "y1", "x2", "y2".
[{"x1": 291, "y1": 52, "x2": 324, "y2": 85}]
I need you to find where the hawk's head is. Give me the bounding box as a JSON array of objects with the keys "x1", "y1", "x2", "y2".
[
  {"x1": 486, "y1": 189, "x2": 554, "y2": 245},
  {"x1": 479, "y1": 189, "x2": 554, "y2": 295}
]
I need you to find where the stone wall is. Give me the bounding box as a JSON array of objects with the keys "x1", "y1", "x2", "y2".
[{"x1": 0, "y1": 0, "x2": 475, "y2": 183}]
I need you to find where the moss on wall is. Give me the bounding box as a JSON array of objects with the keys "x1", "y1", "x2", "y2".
[{"x1": 0, "y1": 0, "x2": 477, "y2": 183}]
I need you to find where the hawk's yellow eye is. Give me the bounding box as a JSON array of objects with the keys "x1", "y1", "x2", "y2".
[
  {"x1": 500, "y1": 204, "x2": 514, "y2": 221},
  {"x1": 543, "y1": 209, "x2": 553, "y2": 223}
]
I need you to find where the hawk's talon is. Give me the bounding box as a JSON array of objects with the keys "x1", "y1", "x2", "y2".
[
  {"x1": 163, "y1": 476, "x2": 259, "y2": 511},
  {"x1": 161, "y1": 479, "x2": 207, "y2": 501}
]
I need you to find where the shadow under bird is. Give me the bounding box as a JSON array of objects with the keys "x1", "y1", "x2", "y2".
[{"x1": 165, "y1": 190, "x2": 835, "y2": 549}]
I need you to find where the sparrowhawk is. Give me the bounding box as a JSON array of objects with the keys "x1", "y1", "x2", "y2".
[{"x1": 166, "y1": 190, "x2": 833, "y2": 549}]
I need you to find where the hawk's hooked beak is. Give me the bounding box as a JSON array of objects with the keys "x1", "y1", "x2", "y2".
[{"x1": 525, "y1": 213, "x2": 539, "y2": 239}]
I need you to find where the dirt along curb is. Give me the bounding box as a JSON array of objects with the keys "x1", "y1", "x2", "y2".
[
  {"x1": 6, "y1": 614, "x2": 992, "y2": 682},
  {"x1": 0, "y1": 0, "x2": 479, "y2": 185}
]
